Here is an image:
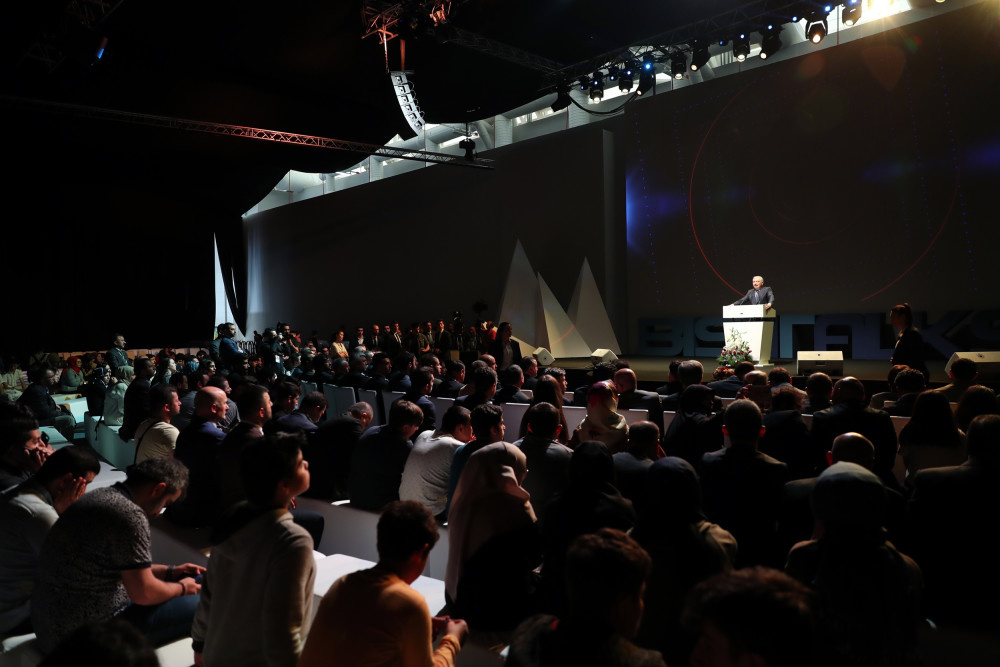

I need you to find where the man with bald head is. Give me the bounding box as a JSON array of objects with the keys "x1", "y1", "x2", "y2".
[
  {"x1": 730, "y1": 275, "x2": 774, "y2": 311},
  {"x1": 809, "y1": 377, "x2": 897, "y2": 488},
  {"x1": 614, "y1": 368, "x2": 664, "y2": 430},
  {"x1": 166, "y1": 387, "x2": 229, "y2": 526},
  {"x1": 779, "y1": 432, "x2": 904, "y2": 556}
]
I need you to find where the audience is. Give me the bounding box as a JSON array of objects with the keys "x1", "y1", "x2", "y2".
[
  {"x1": 300, "y1": 501, "x2": 468, "y2": 667},
  {"x1": 897, "y1": 390, "x2": 967, "y2": 480},
  {"x1": 700, "y1": 400, "x2": 788, "y2": 568},
  {"x1": 868, "y1": 364, "x2": 911, "y2": 411},
  {"x1": 348, "y1": 399, "x2": 421, "y2": 511},
  {"x1": 166, "y1": 387, "x2": 228, "y2": 527},
  {"x1": 706, "y1": 359, "x2": 755, "y2": 398},
  {"x1": 633, "y1": 457, "x2": 736, "y2": 664},
  {"x1": 0, "y1": 404, "x2": 55, "y2": 491},
  {"x1": 933, "y1": 356, "x2": 978, "y2": 402},
  {"x1": 133, "y1": 384, "x2": 182, "y2": 464},
  {"x1": 191, "y1": 432, "x2": 315, "y2": 667},
  {"x1": 120, "y1": 357, "x2": 155, "y2": 442},
  {"x1": 507, "y1": 528, "x2": 665, "y2": 667},
  {"x1": 569, "y1": 380, "x2": 629, "y2": 452},
  {"x1": 684, "y1": 567, "x2": 816, "y2": 667},
  {"x1": 809, "y1": 377, "x2": 898, "y2": 487},
  {"x1": 611, "y1": 420, "x2": 659, "y2": 507},
  {"x1": 519, "y1": 355, "x2": 540, "y2": 391},
  {"x1": 399, "y1": 405, "x2": 472, "y2": 519},
  {"x1": 886, "y1": 368, "x2": 926, "y2": 417},
  {"x1": 953, "y1": 384, "x2": 998, "y2": 432},
  {"x1": 307, "y1": 401, "x2": 373, "y2": 500},
  {"x1": 16, "y1": 366, "x2": 76, "y2": 441},
  {"x1": 786, "y1": 462, "x2": 922, "y2": 667},
  {"x1": 519, "y1": 374, "x2": 571, "y2": 445},
  {"x1": 32, "y1": 457, "x2": 204, "y2": 653},
  {"x1": 7, "y1": 327, "x2": 1000, "y2": 663},
  {"x1": 514, "y1": 402, "x2": 574, "y2": 520},
  {"x1": 0, "y1": 446, "x2": 100, "y2": 635},
  {"x1": 446, "y1": 442, "x2": 540, "y2": 631},
  {"x1": 905, "y1": 413, "x2": 1000, "y2": 632},
  {"x1": 541, "y1": 441, "x2": 635, "y2": 615}
]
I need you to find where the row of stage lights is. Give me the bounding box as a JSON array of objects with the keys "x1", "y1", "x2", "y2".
[{"x1": 565, "y1": 0, "x2": 938, "y2": 105}]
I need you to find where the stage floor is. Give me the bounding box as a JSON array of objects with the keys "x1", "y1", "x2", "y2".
[{"x1": 556, "y1": 356, "x2": 950, "y2": 386}]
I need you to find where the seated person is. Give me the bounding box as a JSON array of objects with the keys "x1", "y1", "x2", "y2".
[
  {"x1": 446, "y1": 443, "x2": 540, "y2": 631},
  {"x1": 507, "y1": 528, "x2": 666, "y2": 667},
  {"x1": 134, "y1": 384, "x2": 182, "y2": 464},
  {"x1": 307, "y1": 402, "x2": 374, "y2": 501},
  {"x1": 612, "y1": 420, "x2": 660, "y2": 506},
  {"x1": 299, "y1": 501, "x2": 468, "y2": 667},
  {"x1": 0, "y1": 446, "x2": 99, "y2": 635},
  {"x1": 569, "y1": 381, "x2": 629, "y2": 453},
  {"x1": 885, "y1": 369, "x2": 925, "y2": 417},
  {"x1": 0, "y1": 404, "x2": 55, "y2": 491},
  {"x1": 455, "y1": 365, "x2": 497, "y2": 411},
  {"x1": 933, "y1": 356, "x2": 978, "y2": 403},
  {"x1": 432, "y1": 360, "x2": 465, "y2": 398},
  {"x1": 786, "y1": 462, "x2": 922, "y2": 667},
  {"x1": 684, "y1": 567, "x2": 816, "y2": 667},
  {"x1": 191, "y1": 433, "x2": 316, "y2": 667},
  {"x1": 16, "y1": 366, "x2": 76, "y2": 442},
  {"x1": 31, "y1": 457, "x2": 204, "y2": 653},
  {"x1": 58, "y1": 357, "x2": 86, "y2": 394},
  {"x1": 399, "y1": 405, "x2": 472, "y2": 519},
  {"x1": 494, "y1": 365, "x2": 531, "y2": 404},
  {"x1": 514, "y1": 402, "x2": 573, "y2": 521},
  {"x1": 348, "y1": 400, "x2": 421, "y2": 511},
  {"x1": 803, "y1": 372, "x2": 834, "y2": 414}
]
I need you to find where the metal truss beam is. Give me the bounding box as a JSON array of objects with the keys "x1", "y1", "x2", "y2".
[
  {"x1": 0, "y1": 95, "x2": 493, "y2": 169},
  {"x1": 544, "y1": 0, "x2": 803, "y2": 84}
]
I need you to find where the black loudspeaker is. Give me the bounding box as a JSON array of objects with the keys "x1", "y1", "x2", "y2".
[
  {"x1": 533, "y1": 347, "x2": 555, "y2": 366},
  {"x1": 796, "y1": 351, "x2": 844, "y2": 377},
  {"x1": 945, "y1": 351, "x2": 1000, "y2": 381}
]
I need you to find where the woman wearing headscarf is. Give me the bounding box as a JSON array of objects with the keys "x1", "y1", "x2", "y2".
[
  {"x1": 58, "y1": 356, "x2": 85, "y2": 394},
  {"x1": 569, "y1": 381, "x2": 628, "y2": 453},
  {"x1": 898, "y1": 391, "x2": 967, "y2": 481},
  {"x1": 445, "y1": 442, "x2": 540, "y2": 632},
  {"x1": 786, "y1": 462, "x2": 922, "y2": 667},
  {"x1": 541, "y1": 441, "x2": 636, "y2": 615},
  {"x1": 633, "y1": 457, "x2": 737, "y2": 664},
  {"x1": 102, "y1": 365, "x2": 134, "y2": 426}
]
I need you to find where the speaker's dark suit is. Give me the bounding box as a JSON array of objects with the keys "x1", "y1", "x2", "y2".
[{"x1": 731, "y1": 286, "x2": 775, "y2": 307}]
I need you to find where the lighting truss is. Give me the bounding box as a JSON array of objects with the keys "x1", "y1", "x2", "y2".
[{"x1": 0, "y1": 95, "x2": 493, "y2": 169}]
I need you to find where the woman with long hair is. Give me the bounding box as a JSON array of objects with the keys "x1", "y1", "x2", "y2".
[{"x1": 519, "y1": 374, "x2": 570, "y2": 445}]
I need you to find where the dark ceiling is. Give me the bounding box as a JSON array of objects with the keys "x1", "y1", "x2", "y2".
[{"x1": 1, "y1": 0, "x2": 771, "y2": 218}]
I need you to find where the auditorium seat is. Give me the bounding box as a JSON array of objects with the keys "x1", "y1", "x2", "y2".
[
  {"x1": 84, "y1": 413, "x2": 99, "y2": 448},
  {"x1": 94, "y1": 422, "x2": 135, "y2": 470},
  {"x1": 500, "y1": 402, "x2": 529, "y2": 434},
  {"x1": 38, "y1": 427, "x2": 69, "y2": 446},
  {"x1": 382, "y1": 392, "x2": 406, "y2": 424},
  {"x1": 620, "y1": 409, "x2": 649, "y2": 426},
  {"x1": 299, "y1": 382, "x2": 317, "y2": 406},
  {"x1": 321, "y1": 384, "x2": 357, "y2": 418},
  {"x1": 429, "y1": 397, "x2": 455, "y2": 428},
  {"x1": 357, "y1": 389, "x2": 380, "y2": 422}
]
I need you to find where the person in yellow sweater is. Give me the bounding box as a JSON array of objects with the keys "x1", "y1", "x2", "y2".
[{"x1": 299, "y1": 501, "x2": 468, "y2": 667}]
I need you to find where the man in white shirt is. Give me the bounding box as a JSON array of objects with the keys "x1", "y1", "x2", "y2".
[{"x1": 135, "y1": 384, "x2": 182, "y2": 463}]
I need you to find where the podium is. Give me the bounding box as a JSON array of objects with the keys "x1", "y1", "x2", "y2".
[{"x1": 722, "y1": 305, "x2": 776, "y2": 365}]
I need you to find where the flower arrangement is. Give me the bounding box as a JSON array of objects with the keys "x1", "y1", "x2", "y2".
[{"x1": 718, "y1": 329, "x2": 754, "y2": 367}]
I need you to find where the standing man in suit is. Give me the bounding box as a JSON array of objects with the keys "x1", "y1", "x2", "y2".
[
  {"x1": 488, "y1": 322, "x2": 522, "y2": 372},
  {"x1": 731, "y1": 275, "x2": 774, "y2": 311},
  {"x1": 108, "y1": 333, "x2": 131, "y2": 373}
]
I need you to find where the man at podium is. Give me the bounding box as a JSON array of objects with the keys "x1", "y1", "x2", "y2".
[{"x1": 731, "y1": 275, "x2": 774, "y2": 311}]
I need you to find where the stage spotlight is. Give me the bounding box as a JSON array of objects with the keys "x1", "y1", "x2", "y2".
[
  {"x1": 550, "y1": 86, "x2": 572, "y2": 112},
  {"x1": 607, "y1": 65, "x2": 620, "y2": 81},
  {"x1": 641, "y1": 52, "x2": 656, "y2": 72},
  {"x1": 578, "y1": 75, "x2": 589, "y2": 91},
  {"x1": 842, "y1": 0, "x2": 862, "y2": 25},
  {"x1": 589, "y1": 71, "x2": 605, "y2": 103},
  {"x1": 619, "y1": 71, "x2": 634, "y2": 92},
  {"x1": 636, "y1": 70, "x2": 654, "y2": 96},
  {"x1": 459, "y1": 137, "x2": 475, "y2": 161},
  {"x1": 670, "y1": 51, "x2": 686, "y2": 79},
  {"x1": 732, "y1": 33, "x2": 750, "y2": 62},
  {"x1": 806, "y1": 18, "x2": 828, "y2": 44},
  {"x1": 760, "y1": 25, "x2": 782, "y2": 59},
  {"x1": 690, "y1": 42, "x2": 710, "y2": 70}
]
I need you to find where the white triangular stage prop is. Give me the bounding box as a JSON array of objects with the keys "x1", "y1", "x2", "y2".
[
  {"x1": 497, "y1": 239, "x2": 540, "y2": 350},
  {"x1": 567, "y1": 258, "x2": 621, "y2": 354},
  {"x1": 537, "y1": 274, "x2": 592, "y2": 359}
]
